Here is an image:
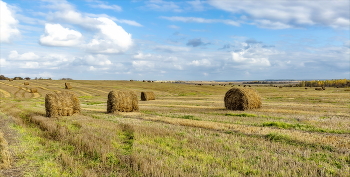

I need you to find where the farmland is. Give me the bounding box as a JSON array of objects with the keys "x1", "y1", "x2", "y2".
[{"x1": 0, "y1": 80, "x2": 349, "y2": 176}]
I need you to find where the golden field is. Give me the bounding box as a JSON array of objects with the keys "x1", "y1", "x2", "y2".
[{"x1": 0, "y1": 80, "x2": 349, "y2": 177}]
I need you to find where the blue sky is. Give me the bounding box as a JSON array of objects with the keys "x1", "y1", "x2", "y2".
[{"x1": 1, "y1": 0, "x2": 349, "y2": 80}]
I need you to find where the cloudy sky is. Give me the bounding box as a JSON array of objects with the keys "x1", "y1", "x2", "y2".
[{"x1": 1, "y1": 0, "x2": 349, "y2": 80}]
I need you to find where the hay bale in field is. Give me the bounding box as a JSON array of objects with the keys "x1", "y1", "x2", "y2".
[
  {"x1": 224, "y1": 88, "x2": 262, "y2": 111},
  {"x1": 107, "y1": 90, "x2": 138, "y2": 113},
  {"x1": 8, "y1": 79, "x2": 13, "y2": 82},
  {"x1": 315, "y1": 88, "x2": 323, "y2": 91},
  {"x1": 24, "y1": 82, "x2": 29, "y2": 85},
  {"x1": 141, "y1": 91, "x2": 155, "y2": 101},
  {"x1": 279, "y1": 86, "x2": 283, "y2": 88},
  {"x1": 30, "y1": 88, "x2": 38, "y2": 93},
  {"x1": 65, "y1": 83, "x2": 72, "y2": 89},
  {"x1": 45, "y1": 91, "x2": 81, "y2": 117}
]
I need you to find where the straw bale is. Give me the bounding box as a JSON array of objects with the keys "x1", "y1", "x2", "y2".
[
  {"x1": 30, "y1": 88, "x2": 38, "y2": 93},
  {"x1": 8, "y1": 79, "x2": 13, "y2": 82},
  {"x1": 65, "y1": 83, "x2": 72, "y2": 89},
  {"x1": 224, "y1": 88, "x2": 261, "y2": 111},
  {"x1": 45, "y1": 91, "x2": 81, "y2": 117},
  {"x1": 24, "y1": 82, "x2": 29, "y2": 85},
  {"x1": 107, "y1": 90, "x2": 138, "y2": 113},
  {"x1": 141, "y1": 91, "x2": 155, "y2": 101}
]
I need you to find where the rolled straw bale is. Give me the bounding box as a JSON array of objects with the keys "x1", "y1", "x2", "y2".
[
  {"x1": 30, "y1": 88, "x2": 38, "y2": 93},
  {"x1": 45, "y1": 91, "x2": 81, "y2": 117},
  {"x1": 65, "y1": 83, "x2": 72, "y2": 89},
  {"x1": 224, "y1": 88, "x2": 261, "y2": 111},
  {"x1": 107, "y1": 90, "x2": 138, "y2": 113},
  {"x1": 24, "y1": 82, "x2": 29, "y2": 85},
  {"x1": 141, "y1": 91, "x2": 155, "y2": 101},
  {"x1": 8, "y1": 79, "x2": 13, "y2": 82}
]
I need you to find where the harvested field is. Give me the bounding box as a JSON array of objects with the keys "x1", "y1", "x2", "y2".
[{"x1": 0, "y1": 80, "x2": 349, "y2": 176}]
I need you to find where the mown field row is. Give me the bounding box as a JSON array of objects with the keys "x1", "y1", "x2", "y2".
[{"x1": 0, "y1": 80, "x2": 349, "y2": 176}]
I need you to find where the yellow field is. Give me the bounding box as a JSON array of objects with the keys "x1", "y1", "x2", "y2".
[{"x1": 0, "y1": 80, "x2": 349, "y2": 176}]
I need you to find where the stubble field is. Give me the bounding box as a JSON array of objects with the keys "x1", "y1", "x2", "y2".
[{"x1": 0, "y1": 80, "x2": 349, "y2": 177}]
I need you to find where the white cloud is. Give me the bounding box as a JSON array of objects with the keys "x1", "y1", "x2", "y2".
[
  {"x1": 90, "y1": 4, "x2": 122, "y2": 12},
  {"x1": 144, "y1": 0, "x2": 182, "y2": 12},
  {"x1": 232, "y1": 51, "x2": 270, "y2": 66},
  {"x1": 8, "y1": 51, "x2": 40, "y2": 60},
  {"x1": 189, "y1": 59, "x2": 211, "y2": 67},
  {"x1": 133, "y1": 52, "x2": 153, "y2": 59},
  {"x1": 168, "y1": 25, "x2": 180, "y2": 29},
  {"x1": 20, "y1": 62, "x2": 40, "y2": 69},
  {"x1": 86, "y1": 17, "x2": 133, "y2": 54},
  {"x1": 85, "y1": 54, "x2": 112, "y2": 66},
  {"x1": 208, "y1": 0, "x2": 350, "y2": 29},
  {"x1": 187, "y1": 0, "x2": 205, "y2": 11},
  {"x1": 160, "y1": 16, "x2": 239, "y2": 26},
  {"x1": 39, "y1": 23, "x2": 82, "y2": 47},
  {"x1": 114, "y1": 19, "x2": 143, "y2": 27},
  {"x1": 0, "y1": 0, "x2": 20, "y2": 43},
  {"x1": 154, "y1": 45, "x2": 190, "y2": 53},
  {"x1": 132, "y1": 60, "x2": 155, "y2": 71}
]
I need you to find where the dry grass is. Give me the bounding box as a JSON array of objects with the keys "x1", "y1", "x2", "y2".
[
  {"x1": 0, "y1": 131, "x2": 11, "y2": 169},
  {"x1": 0, "y1": 80, "x2": 349, "y2": 176}
]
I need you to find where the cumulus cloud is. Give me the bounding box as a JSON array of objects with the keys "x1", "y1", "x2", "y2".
[
  {"x1": 186, "y1": 38, "x2": 210, "y2": 47},
  {"x1": 208, "y1": 0, "x2": 350, "y2": 29},
  {"x1": 160, "y1": 16, "x2": 239, "y2": 26},
  {"x1": 0, "y1": 0, "x2": 20, "y2": 43},
  {"x1": 86, "y1": 17, "x2": 133, "y2": 54},
  {"x1": 229, "y1": 41, "x2": 281, "y2": 67},
  {"x1": 44, "y1": 1, "x2": 134, "y2": 53},
  {"x1": 132, "y1": 60, "x2": 155, "y2": 71},
  {"x1": 8, "y1": 51, "x2": 40, "y2": 60},
  {"x1": 39, "y1": 23, "x2": 82, "y2": 47},
  {"x1": 189, "y1": 59, "x2": 211, "y2": 67}
]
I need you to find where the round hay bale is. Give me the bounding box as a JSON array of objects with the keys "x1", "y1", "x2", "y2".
[
  {"x1": 24, "y1": 82, "x2": 29, "y2": 85},
  {"x1": 141, "y1": 91, "x2": 155, "y2": 101},
  {"x1": 224, "y1": 88, "x2": 262, "y2": 111},
  {"x1": 107, "y1": 90, "x2": 138, "y2": 113},
  {"x1": 30, "y1": 88, "x2": 38, "y2": 93},
  {"x1": 45, "y1": 91, "x2": 80, "y2": 117},
  {"x1": 65, "y1": 83, "x2": 72, "y2": 89}
]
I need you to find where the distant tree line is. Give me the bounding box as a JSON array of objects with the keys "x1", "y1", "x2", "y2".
[
  {"x1": 242, "y1": 81, "x2": 296, "y2": 84},
  {"x1": 297, "y1": 79, "x2": 350, "y2": 88},
  {"x1": 0, "y1": 75, "x2": 55, "y2": 80}
]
